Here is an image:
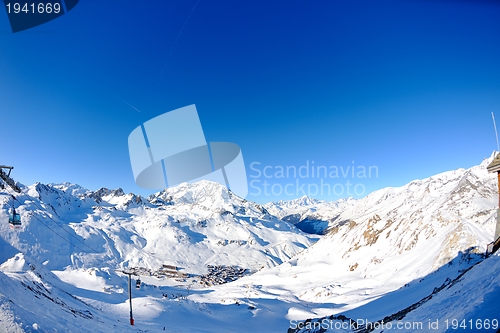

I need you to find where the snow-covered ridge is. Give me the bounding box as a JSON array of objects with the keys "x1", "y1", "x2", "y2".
[
  {"x1": 1, "y1": 179, "x2": 315, "y2": 274},
  {"x1": 238, "y1": 153, "x2": 499, "y2": 331},
  {"x1": 148, "y1": 179, "x2": 270, "y2": 216},
  {"x1": 0, "y1": 153, "x2": 499, "y2": 332},
  {"x1": 266, "y1": 153, "x2": 497, "y2": 235}
]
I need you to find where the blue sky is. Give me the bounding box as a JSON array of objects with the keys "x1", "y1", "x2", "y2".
[{"x1": 1, "y1": 0, "x2": 499, "y2": 203}]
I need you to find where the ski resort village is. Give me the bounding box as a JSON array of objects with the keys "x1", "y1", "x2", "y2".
[{"x1": 1, "y1": 152, "x2": 500, "y2": 332}]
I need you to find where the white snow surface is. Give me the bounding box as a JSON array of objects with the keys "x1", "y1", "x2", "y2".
[{"x1": 0, "y1": 154, "x2": 499, "y2": 332}]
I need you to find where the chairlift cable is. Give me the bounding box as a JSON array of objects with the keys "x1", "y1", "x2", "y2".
[
  {"x1": 3, "y1": 186, "x2": 117, "y2": 263},
  {"x1": 11, "y1": 191, "x2": 103, "y2": 254}
]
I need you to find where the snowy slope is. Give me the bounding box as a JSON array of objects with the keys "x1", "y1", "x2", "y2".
[
  {"x1": 0, "y1": 180, "x2": 317, "y2": 332},
  {"x1": 0, "y1": 253, "x2": 117, "y2": 333},
  {"x1": 382, "y1": 251, "x2": 500, "y2": 333},
  {"x1": 0, "y1": 154, "x2": 499, "y2": 332},
  {"x1": 252, "y1": 154, "x2": 498, "y2": 331},
  {"x1": 194, "y1": 154, "x2": 498, "y2": 331},
  {"x1": 0, "y1": 180, "x2": 315, "y2": 275},
  {"x1": 288, "y1": 251, "x2": 500, "y2": 333}
]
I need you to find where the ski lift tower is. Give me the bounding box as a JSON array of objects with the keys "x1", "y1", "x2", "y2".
[
  {"x1": 0, "y1": 165, "x2": 21, "y2": 193},
  {"x1": 0, "y1": 165, "x2": 22, "y2": 227},
  {"x1": 115, "y1": 268, "x2": 143, "y2": 326},
  {"x1": 486, "y1": 155, "x2": 500, "y2": 254}
]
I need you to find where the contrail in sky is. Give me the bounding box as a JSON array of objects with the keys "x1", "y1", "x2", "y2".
[{"x1": 120, "y1": 98, "x2": 142, "y2": 113}]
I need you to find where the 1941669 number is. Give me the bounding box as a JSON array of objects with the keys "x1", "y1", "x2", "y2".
[
  {"x1": 6, "y1": 2, "x2": 61, "y2": 14},
  {"x1": 445, "y1": 319, "x2": 499, "y2": 330}
]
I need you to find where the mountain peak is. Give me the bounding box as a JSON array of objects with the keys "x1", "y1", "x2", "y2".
[
  {"x1": 86, "y1": 187, "x2": 126, "y2": 204},
  {"x1": 479, "y1": 150, "x2": 499, "y2": 169},
  {"x1": 274, "y1": 195, "x2": 321, "y2": 207},
  {"x1": 149, "y1": 180, "x2": 235, "y2": 205}
]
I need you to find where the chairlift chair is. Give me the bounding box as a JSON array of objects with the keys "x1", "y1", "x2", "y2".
[
  {"x1": 9, "y1": 209, "x2": 21, "y2": 226},
  {"x1": 8, "y1": 195, "x2": 21, "y2": 228}
]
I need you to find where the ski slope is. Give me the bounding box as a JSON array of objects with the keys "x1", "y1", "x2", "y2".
[{"x1": 0, "y1": 154, "x2": 499, "y2": 332}]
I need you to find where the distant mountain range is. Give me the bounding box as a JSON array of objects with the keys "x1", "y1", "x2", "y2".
[
  {"x1": 1, "y1": 180, "x2": 315, "y2": 275},
  {"x1": 0, "y1": 153, "x2": 498, "y2": 332}
]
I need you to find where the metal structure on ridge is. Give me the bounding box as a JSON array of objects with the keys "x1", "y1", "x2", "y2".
[{"x1": 0, "y1": 165, "x2": 22, "y2": 228}]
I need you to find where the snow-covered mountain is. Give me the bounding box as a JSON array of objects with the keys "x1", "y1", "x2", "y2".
[
  {"x1": 249, "y1": 154, "x2": 499, "y2": 331},
  {"x1": 0, "y1": 153, "x2": 499, "y2": 332},
  {"x1": 1, "y1": 180, "x2": 315, "y2": 275},
  {"x1": 267, "y1": 156, "x2": 497, "y2": 244},
  {"x1": 264, "y1": 196, "x2": 356, "y2": 234}
]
